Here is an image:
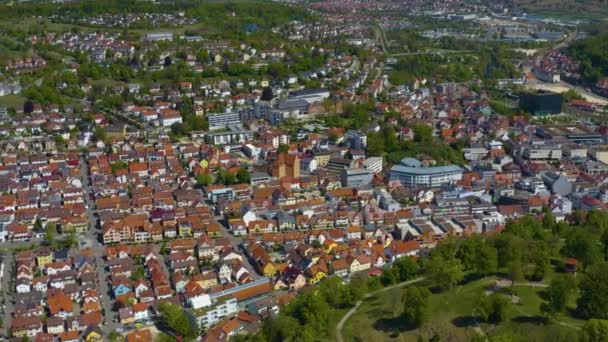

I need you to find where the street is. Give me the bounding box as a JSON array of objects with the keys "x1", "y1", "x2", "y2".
[
  {"x1": 80, "y1": 156, "x2": 119, "y2": 334},
  {"x1": 214, "y1": 215, "x2": 261, "y2": 280}
]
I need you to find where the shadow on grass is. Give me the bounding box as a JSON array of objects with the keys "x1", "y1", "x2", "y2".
[
  {"x1": 463, "y1": 273, "x2": 486, "y2": 283},
  {"x1": 566, "y1": 307, "x2": 584, "y2": 320},
  {"x1": 372, "y1": 315, "x2": 417, "y2": 333},
  {"x1": 451, "y1": 315, "x2": 480, "y2": 328},
  {"x1": 537, "y1": 289, "x2": 549, "y2": 301},
  {"x1": 511, "y1": 315, "x2": 549, "y2": 325}
]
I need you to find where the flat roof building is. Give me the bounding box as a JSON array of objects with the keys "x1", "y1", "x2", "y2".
[
  {"x1": 519, "y1": 90, "x2": 563, "y2": 116},
  {"x1": 536, "y1": 125, "x2": 603, "y2": 143},
  {"x1": 390, "y1": 158, "x2": 464, "y2": 188},
  {"x1": 207, "y1": 112, "x2": 241, "y2": 131}
]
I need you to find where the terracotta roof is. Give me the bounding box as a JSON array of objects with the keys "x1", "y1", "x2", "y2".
[
  {"x1": 127, "y1": 330, "x2": 153, "y2": 342},
  {"x1": 48, "y1": 293, "x2": 72, "y2": 315}
]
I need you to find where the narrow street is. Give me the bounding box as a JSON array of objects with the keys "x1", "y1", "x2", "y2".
[
  {"x1": 215, "y1": 216, "x2": 261, "y2": 280},
  {"x1": 80, "y1": 156, "x2": 118, "y2": 334}
]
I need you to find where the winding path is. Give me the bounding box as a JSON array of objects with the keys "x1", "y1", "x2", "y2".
[{"x1": 335, "y1": 277, "x2": 426, "y2": 342}]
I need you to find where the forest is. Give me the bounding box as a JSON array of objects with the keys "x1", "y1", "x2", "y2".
[{"x1": 568, "y1": 32, "x2": 608, "y2": 84}]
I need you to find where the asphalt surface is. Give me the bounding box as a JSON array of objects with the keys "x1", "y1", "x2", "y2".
[{"x1": 80, "y1": 156, "x2": 119, "y2": 334}]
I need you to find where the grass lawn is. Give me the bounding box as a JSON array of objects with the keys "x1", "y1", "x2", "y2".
[
  {"x1": 0, "y1": 94, "x2": 26, "y2": 109},
  {"x1": 341, "y1": 277, "x2": 584, "y2": 342}
]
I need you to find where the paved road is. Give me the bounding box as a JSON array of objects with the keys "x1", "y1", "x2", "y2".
[
  {"x1": 553, "y1": 29, "x2": 578, "y2": 51},
  {"x1": 389, "y1": 50, "x2": 475, "y2": 57},
  {"x1": 371, "y1": 23, "x2": 388, "y2": 55},
  {"x1": 335, "y1": 277, "x2": 426, "y2": 342},
  {"x1": 80, "y1": 156, "x2": 119, "y2": 334}
]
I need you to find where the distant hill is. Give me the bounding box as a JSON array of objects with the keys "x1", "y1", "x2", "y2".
[{"x1": 515, "y1": 0, "x2": 608, "y2": 18}]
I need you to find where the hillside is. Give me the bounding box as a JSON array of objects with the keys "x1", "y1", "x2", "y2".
[{"x1": 515, "y1": 0, "x2": 608, "y2": 18}]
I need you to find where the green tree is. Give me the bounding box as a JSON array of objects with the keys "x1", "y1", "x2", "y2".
[
  {"x1": 195, "y1": 173, "x2": 212, "y2": 186},
  {"x1": 402, "y1": 286, "x2": 431, "y2": 327},
  {"x1": 130, "y1": 266, "x2": 145, "y2": 281},
  {"x1": 578, "y1": 262, "x2": 608, "y2": 319},
  {"x1": 474, "y1": 293, "x2": 511, "y2": 323},
  {"x1": 262, "y1": 315, "x2": 301, "y2": 342},
  {"x1": 94, "y1": 126, "x2": 106, "y2": 142},
  {"x1": 277, "y1": 144, "x2": 289, "y2": 153},
  {"x1": 236, "y1": 168, "x2": 251, "y2": 184},
  {"x1": 108, "y1": 332, "x2": 124, "y2": 342},
  {"x1": 508, "y1": 259, "x2": 525, "y2": 284},
  {"x1": 412, "y1": 124, "x2": 432, "y2": 143},
  {"x1": 581, "y1": 319, "x2": 608, "y2": 342},
  {"x1": 541, "y1": 274, "x2": 576, "y2": 315},
  {"x1": 543, "y1": 207, "x2": 556, "y2": 230},
  {"x1": 475, "y1": 242, "x2": 498, "y2": 276},
  {"x1": 392, "y1": 257, "x2": 419, "y2": 281},
  {"x1": 44, "y1": 223, "x2": 55, "y2": 245},
  {"x1": 426, "y1": 253, "x2": 464, "y2": 291},
  {"x1": 110, "y1": 160, "x2": 128, "y2": 174},
  {"x1": 158, "y1": 302, "x2": 197, "y2": 338},
  {"x1": 562, "y1": 230, "x2": 602, "y2": 269},
  {"x1": 457, "y1": 236, "x2": 498, "y2": 276},
  {"x1": 529, "y1": 240, "x2": 550, "y2": 281}
]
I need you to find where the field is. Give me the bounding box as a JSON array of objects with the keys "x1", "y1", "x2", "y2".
[
  {"x1": 341, "y1": 277, "x2": 585, "y2": 342},
  {"x1": 0, "y1": 94, "x2": 26, "y2": 109}
]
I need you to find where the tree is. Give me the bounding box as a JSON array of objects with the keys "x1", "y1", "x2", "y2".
[
  {"x1": 529, "y1": 240, "x2": 550, "y2": 281},
  {"x1": 195, "y1": 173, "x2": 212, "y2": 186},
  {"x1": 475, "y1": 242, "x2": 498, "y2": 276},
  {"x1": 402, "y1": 286, "x2": 430, "y2": 327},
  {"x1": 457, "y1": 236, "x2": 498, "y2": 276},
  {"x1": 261, "y1": 86, "x2": 274, "y2": 101},
  {"x1": 542, "y1": 207, "x2": 556, "y2": 230},
  {"x1": 110, "y1": 160, "x2": 128, "y2": 174},
  {"x1": 562, "y1": 230, "x2": 602, "y2": 269},
  {"x1": 380, "y1": 268, "x2": 397, "y2": 286},
  {"x1": 578, "y1": 262, "x2": 608, "y2": 319},
  {"x1": 475, "y1": 293, "x2": 511, "y2": 323},
  {"x1": 158, "y1": 302, "x2": 197, "y2": 338},
  {"x1": 108, "y1": 332, "x2": 125, "y2": 342},
  {"x1": 44, "y1": 223, "x2": 55, "y2": 245},
  {"x1": 262, "y1": 315, "x2": 301, "y2": 342},
  {"x1": 34, "y1": 218, "x2": 43, "y2": 232},
  {"x1": 59, "y1": 230, "x2": 78, "y2": 249},
  {"x1": 94, "y1": 127, "x2": 106, "y2": 142},
  {"x1": 236, "y1": 168, "x2": 251, "y2": 184},
  {"x1": 426, "y1": 254, "x2": 464, "y2": 291},
  {"x1": 581, "y1": 319, "x2": 608, "y2": 342},
  {"x1": 130, "y1": 266, "x2": 145, "y2": 281},
  {"x1": 277, "y1": 144, "x2": 289, "y2": 153},
  {"x1": 154, "y1": 332, "x2": 176, "y2": 342},
  {"x1": 541, "y1": 274, "x2": 576, "y2": 315},
  {"x1": 164, "y1": 56, "x2": 172, "y2": 67},
  {"x1": 392, "y1": 257, "x2": 418, "y2": 281},
  {"x1": 508, "y1": 259, "x2": 525, "y2": 284},
  {"x1": 412, "y1": 124, "x2": 432, "y2": 143}
]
